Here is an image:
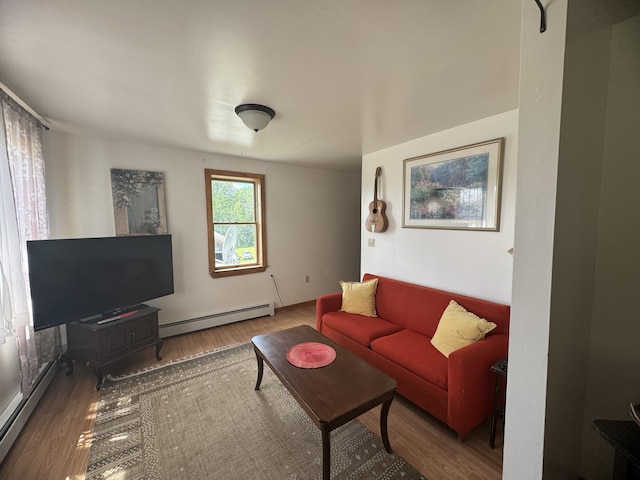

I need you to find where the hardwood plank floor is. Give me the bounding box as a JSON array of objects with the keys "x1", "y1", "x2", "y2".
[{"x1": 0, "y1": 303, "x2": 503, "y2": 479}]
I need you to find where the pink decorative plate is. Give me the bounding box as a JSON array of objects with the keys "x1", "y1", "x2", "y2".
[{"x1": 286, "y1": 342, "x2": 336, "y2": 369}]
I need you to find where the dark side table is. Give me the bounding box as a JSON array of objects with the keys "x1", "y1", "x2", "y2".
[
  {"x1": 593, "y1": 419, "x2": 640, "y2": 479},
  {"x1": 489, "y1": 357, "x2": 508, "y2": 448}
]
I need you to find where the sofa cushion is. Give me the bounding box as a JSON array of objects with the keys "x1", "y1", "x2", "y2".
[
  {"x1": 339, "y1": 278, "x2": 378, "y2": 317},
  {"x1": 431, "y1": 300, "x2": 497, "y2": 358},
  {"x1": 362, "y1": 273, "x2": 511, "y2": 337},
  {"x1": 322, "y1": 311, "x2": 402, "y2": 347},
  {"x1": 371, "y1": 329, "x2": 448, "y2": 391},
  {"x1": 364, "y1": 274, "x2": 437, "y2": 336}
]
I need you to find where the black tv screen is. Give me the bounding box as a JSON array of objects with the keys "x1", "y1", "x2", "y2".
[{"x1": 27, "y1": 235, "x2": 174, "y2": 331}]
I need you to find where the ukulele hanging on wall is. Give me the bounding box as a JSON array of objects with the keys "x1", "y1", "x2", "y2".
[{"x1": 365, "y1": 167, "x2": 388, "y2": 233}]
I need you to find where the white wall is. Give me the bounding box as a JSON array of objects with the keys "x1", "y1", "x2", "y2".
[
  {"x1": 506, "y1": 4, "x2": 640, "y2": 479},
  {"x1": 42, "y1": 131, "x2": 361, "y2": 326},
  {"x1": 542, "y1": 1, "x2": 613, "y2": 476},
  {"x1": 361, "y1": 109, "x2": 518, "y2": 304},
  {"x1": 581, "y1": 13, "x2": 640, "y2": 480},
  {"x1": 504, "y1": 2, "x2": 569, "y2": 478}
]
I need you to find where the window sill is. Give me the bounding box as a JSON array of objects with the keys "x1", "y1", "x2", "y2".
[{"x1": 210, "y1": 265, "x2": 267, "y2": 278}]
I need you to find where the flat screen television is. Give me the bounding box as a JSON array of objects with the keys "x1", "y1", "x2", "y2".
[{"x1": 27, "y1": 234, "x2": 174, "y2": 331}]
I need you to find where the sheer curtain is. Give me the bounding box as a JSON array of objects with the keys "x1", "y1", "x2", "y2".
[{"x1": 0, "y1": 90, "x2": 60, "y2": 395}]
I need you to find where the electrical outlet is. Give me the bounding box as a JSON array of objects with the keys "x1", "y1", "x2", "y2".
[
  {"x1": 368, "y1": 238, "x2": 375, "y2": 247},
  {"x1": 305, "y1": 275, "x2": 310, "y2": 283}
]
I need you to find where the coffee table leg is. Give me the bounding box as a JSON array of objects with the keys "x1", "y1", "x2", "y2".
[
  {"x1": 254, "y1": 348, "x2": 264, "y2": 391},
  {"x1": 380, "y1": 396, "x2": 393, "y2": 453},
  {"x1": 321, "y1": 424, "x2": 331, "y2": 480}
]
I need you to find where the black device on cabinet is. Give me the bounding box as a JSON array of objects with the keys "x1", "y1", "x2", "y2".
[{"x1": 26, "y1": 234, "x2": 174, "y2": 331}]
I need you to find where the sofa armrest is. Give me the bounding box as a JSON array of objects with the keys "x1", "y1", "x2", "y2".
[
  {"x1": 316, "y1": 293, "x2": 343, "y2": 331},
  {"x1": 447, "y1": 333, "x2": 509, "y2": 436}
]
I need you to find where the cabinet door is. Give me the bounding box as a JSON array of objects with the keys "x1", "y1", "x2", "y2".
[
  {"x1": 100, "y1": 322, "x2": 130, "y2": 360},
  {"x1": 130, "y1": 313, "x2": 159, "y2": 348}
]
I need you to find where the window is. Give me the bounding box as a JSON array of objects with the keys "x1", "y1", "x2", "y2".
[{"x1": 205, "y1": 169, "x2": 267, "y2": 277}]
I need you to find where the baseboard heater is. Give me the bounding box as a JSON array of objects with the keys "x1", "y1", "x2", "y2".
[
  {"x1": 0, "y1": 357, "x2": 58, "y2": 464},
  {"x1": 159, "y1": 302, "x2": 275, "y2": 338}
]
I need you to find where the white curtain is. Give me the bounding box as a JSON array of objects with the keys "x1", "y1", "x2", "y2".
[
  {"x1": 0, "y1": 108, "x2": 20, "y2": 347},
  {"x1": 0, "y1": 90, "x2": 60, "y2": 395}
]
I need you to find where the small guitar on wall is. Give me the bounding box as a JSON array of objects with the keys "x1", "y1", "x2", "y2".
[{"x1": 365, "y1": 166, "x2": 388, "y2": 233}]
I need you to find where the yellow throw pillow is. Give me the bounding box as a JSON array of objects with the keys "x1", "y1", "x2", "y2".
[
  {"x1": 339, "y1": 278, "x2": 378, "y2": 317},
  {"x1": 431, "y1": 300, "x2": 497, "y2": 358}
]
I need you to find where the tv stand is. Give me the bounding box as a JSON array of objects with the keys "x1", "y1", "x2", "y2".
[{"x1": 63, "y1": 306, "x2": 163, "y2": 390}]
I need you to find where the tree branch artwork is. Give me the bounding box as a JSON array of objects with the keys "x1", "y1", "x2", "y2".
[{"x1": 110, "y1": 168, "x2": 167, "y2": 235}]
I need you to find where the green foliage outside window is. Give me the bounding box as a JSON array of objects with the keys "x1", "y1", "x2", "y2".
[
  {"x1": 211, "y1": 180, "x2": 256, "y2": 249},
  {"x1": 205, "y1": 168, "x2": 266, "y2": 277}
]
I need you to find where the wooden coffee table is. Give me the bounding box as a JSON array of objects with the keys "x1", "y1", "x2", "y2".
[{"x1": 251, "y1": 325, "x2": 397, "y2": 480}]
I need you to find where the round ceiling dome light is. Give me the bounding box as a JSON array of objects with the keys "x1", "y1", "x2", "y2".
[{"x1": 234, "y1": 103, "x2": 276, "y2": 132}]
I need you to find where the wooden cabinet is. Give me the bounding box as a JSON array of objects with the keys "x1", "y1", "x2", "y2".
[{"x1": 63, "y1": 306, "x2": 163, "y2": 389}]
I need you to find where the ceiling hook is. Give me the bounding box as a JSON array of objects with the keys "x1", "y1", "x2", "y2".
[{"x1": 533, "y1": 0, "x2": 547, "y2": 33}]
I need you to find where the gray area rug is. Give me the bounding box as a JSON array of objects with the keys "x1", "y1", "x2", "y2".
[{"x1": 86, "y1": 342, "x2": 426, "y2": 479}]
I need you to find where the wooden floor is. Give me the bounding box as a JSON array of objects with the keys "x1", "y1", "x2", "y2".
[{"x1": 0, "y1": 303, "x2": 503, "y2": 480}]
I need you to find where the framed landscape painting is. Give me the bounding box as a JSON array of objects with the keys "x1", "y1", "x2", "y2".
[{"x1": 402, "y1": 138, "x2": 504, "y2": 231}]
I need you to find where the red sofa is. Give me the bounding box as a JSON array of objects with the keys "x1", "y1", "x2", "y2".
[{"x1": 316, "y1": 273, "x2": 510, "y2": 437}]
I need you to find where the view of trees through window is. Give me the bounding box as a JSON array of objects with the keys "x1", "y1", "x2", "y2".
[
  {"x1": 211, "y1": 179, "x2": 257, "y2": 265},
  {"x1": 205, "y1": 169, "x2": 266, "y2": 277}
]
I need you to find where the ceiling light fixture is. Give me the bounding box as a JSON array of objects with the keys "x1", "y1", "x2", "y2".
[{"x1": 234, "y1": 103, "x2": 276, "y2": 132}]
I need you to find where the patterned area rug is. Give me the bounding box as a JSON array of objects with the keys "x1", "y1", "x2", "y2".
[{"x1": 86, "y1": 342, "x2": 426, "y2": 479}]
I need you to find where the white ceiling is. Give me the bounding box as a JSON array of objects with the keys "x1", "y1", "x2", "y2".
[{"x1": 0, "y1": 0, "x2": 521, "y2": 172}]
